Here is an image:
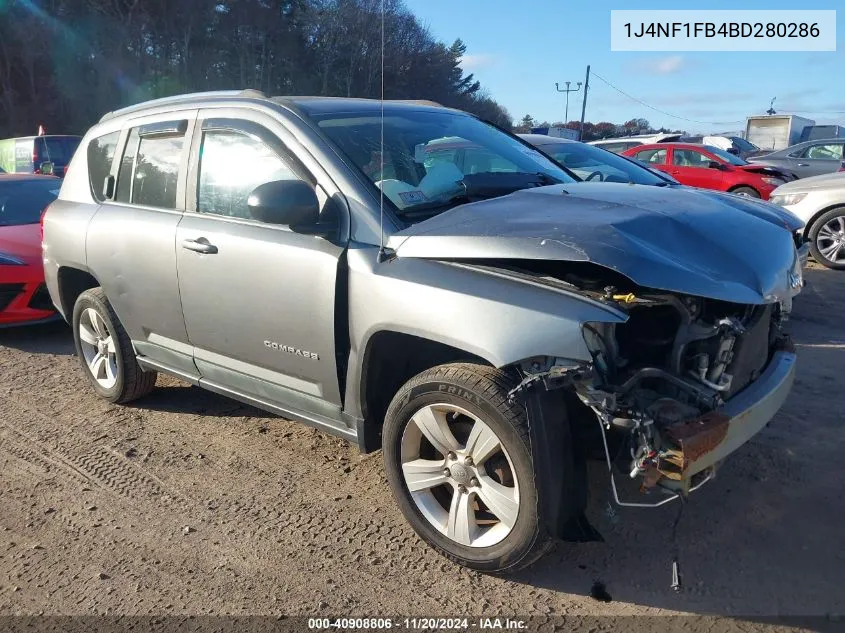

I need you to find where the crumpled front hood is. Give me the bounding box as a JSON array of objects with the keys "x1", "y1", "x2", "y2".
[
  {"x1": 734, "y1": 163, "x2": 793, "y2": 179},
  {"x1": 692, "y1": 188, "x2": 804, "y2": 231},
  {"x1": 389, "y1": 183, "x2": 801, "y2": 305}
]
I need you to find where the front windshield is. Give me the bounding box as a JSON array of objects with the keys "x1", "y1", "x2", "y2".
[
  {"x1": 0, "y1": 179, "x2": 60, "y2": 226},
  {"x1": 540, "y1": 141, "x2": 668, "y2": 186},
  {"x1": 315, "y1": 110, "x2": 576, "y2": 218},
  {"x1": 706, "y1": 145, "x2": 747, "y2": 166}
]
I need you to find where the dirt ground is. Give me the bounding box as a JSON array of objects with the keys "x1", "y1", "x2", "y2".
[{"x1": 1, "y1": 263, "x2": 843, "y2": 630}]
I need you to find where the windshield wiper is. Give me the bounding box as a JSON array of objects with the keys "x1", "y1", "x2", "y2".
[
  {"x1": 394, "y1": 193, "x2": 470, "y2": 217},
  {"x1": 394, "y1": 172, "x2": 563, "y2": 218}
]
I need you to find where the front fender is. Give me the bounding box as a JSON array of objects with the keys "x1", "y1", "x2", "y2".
[{"x1": 344, "y1": 247, "x2": 626, "y2": 417}]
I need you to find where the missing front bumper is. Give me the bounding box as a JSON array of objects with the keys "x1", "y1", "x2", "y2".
[{"x1": 658, "y1": 349, "x2": 796, "y2": 491}]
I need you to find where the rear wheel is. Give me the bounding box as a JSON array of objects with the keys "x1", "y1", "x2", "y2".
[
  {"x1": 731, "y1": 186, "x2": 760, "y2": 198},
  {"x1": 808, "y1": 207, "x2": 845, "y2": 270},
  {"x1": 382, "y1": 363, "x2": 556, "y2": 573},
  {"x1": 72, "y1": 288, "x2": 156, "y2": 403}
]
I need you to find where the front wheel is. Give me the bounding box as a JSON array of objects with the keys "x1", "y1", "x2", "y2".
[
  {"x1": 731, "y1": 186, "x2": 760, "y2": 198},
  {"x1": 382, "y1": 363, "x2": 555, "y2": 573},
  {"x1": 808, "y1": 207, "x2": 845, "y2": 270},
  {"x1": 72, "y1": 288, "x2": 157, "y2": 403}
]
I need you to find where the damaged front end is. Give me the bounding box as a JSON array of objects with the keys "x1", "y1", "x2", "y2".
[
  {"x1": 513, "y1": 269, "x2": 799, "y2": 505},
  {"x1": 391, "y1": 182, "x2": 804, "y2": 505}
]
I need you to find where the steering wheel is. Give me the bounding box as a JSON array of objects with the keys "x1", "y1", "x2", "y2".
[{"x1": 585, "y1": 171, "x2": 604, "y2": 182}]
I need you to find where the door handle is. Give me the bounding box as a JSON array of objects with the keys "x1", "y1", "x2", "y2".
[
  {"x1": 181, "y1": 238, "x2": 218, "y2": 254},
  {"x1": 797, "y1": 163, "x2": 809, "y2": 167}
]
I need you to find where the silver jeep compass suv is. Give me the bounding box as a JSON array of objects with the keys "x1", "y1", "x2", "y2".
[{"x1": 42, "y1": 90, "x2": 803, "y2": 572}]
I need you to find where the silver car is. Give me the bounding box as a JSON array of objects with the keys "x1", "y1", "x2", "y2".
[
  {"x1": 770, "y1": 172, "x2": 845, "y2": 269},
  {"x1": 42, "y1": 90, "x2": 802, "y2": 572},
  {"x1": 749, "y1": 138, "x2": 845, "y2": 179}
]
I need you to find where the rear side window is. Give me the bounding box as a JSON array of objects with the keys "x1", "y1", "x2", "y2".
[
  {"x1": 115, "y1": 127, "x2": 184, "y2": 210},
  {"x1": 133, "y1": 136, "x2": 183, "y2": 209},
  {"x1": 803, "y1": 144, "x2": 844, "y2": 160},
  {"x1": 87, "y1": 132, "x2": 119, "y2": 202},
  {"x1": 35, "y1": 137, "x2": 80, "y2": 163}
]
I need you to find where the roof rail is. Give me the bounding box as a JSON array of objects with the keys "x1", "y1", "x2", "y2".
[{"x1": 99, "y1": 89, "x2": 269, "y2": 123}]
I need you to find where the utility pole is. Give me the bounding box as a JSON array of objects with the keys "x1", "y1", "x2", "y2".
[
  {"x1": 555, "y1": 80, "x2": 582, "y2": 123},
  {"x1": 578, "y1": 65, "x2": 590, "y2": 141}
]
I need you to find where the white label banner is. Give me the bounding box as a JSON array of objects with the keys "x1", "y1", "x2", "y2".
[{"x1": 611, "y1": 10, "x2": 836, "y2": 51}]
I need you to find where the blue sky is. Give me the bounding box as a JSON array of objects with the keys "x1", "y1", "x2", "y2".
[{"x1": 403, "y1": 0, "x2": 844, "y2": 134}]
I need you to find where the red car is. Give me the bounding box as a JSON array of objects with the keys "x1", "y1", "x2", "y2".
[
  {"x1": 0, "y1": 174, "x2": 61, "y2": 327},
  {"x1": 622, "y1": 143, "x2": 793, "y2": 200}
]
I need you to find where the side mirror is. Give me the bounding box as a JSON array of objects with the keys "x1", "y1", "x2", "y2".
[
  {"x1": 726, "y1": 147, "x2": 740, "y2": 156},
  {"x1": 39, "y1": 161, "x2": 55, "y2": 176},
  {"x1": 248, "y1": 180, "x2": 320, "y2": 228},
  {"x1": 708, "y1": 160, "x2": 725, "y2": 170}
]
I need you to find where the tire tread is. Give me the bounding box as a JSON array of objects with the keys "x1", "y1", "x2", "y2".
[
  {"x1": 75, "y1": 288, "x2": 156, "y2": 403},
  {"x1": 384, "y1": 362, "x2": 555, "y2": 573}
]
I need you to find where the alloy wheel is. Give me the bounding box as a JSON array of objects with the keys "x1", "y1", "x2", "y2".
[
  {"x1": 400, "y1": 403, "x2": 520, "y2": 548},
  {"x1": 78, "y1": 307, "x2": 118, "y2": 389},
  {"x1": 816, "y1": 215, "x2": 845, "y2": 264}
]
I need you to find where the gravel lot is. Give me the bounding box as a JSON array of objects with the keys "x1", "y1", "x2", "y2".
[{"x1": 1, "y1": 263, "x2": 843, "y2": 629}]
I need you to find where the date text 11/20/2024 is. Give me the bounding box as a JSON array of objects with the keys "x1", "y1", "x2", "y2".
[{"x1": 307, "y1": 618, "x2": 528, "y2": 630}]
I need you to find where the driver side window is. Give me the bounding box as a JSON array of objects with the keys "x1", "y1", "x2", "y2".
[
  {"x1": 197, "y1": 129, "x2": 300, "y2": 219},
  {"x1": 634, "y1": 148, "x2": 667, "y2": 164},
  {"x1": 672, "y1": 149, "x2": 710, "y2": 168}
]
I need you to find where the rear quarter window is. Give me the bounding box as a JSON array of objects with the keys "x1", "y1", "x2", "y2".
[{"x1": 87, "y1": 132, "x2": 120, "y2": 202}]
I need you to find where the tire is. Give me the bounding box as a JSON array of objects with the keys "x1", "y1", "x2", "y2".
[
  {"x1": 731, "y1": 186, "x2": 760, "y2": 198},
  {"x1": 808, "y1": 207, "x2": 845, "y2": 270},
  {"x1": 382, "y1": 363, "x2": 556, "y2": 573},
  {"x1": 71, "y1": 288, "x2": 157, "y2": 403}
]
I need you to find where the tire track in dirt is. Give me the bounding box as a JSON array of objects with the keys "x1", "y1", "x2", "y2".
[
  {"x1": 3, "y1": 265, "x2": 844, "y2": 620},
  {"x1": 0, "y1": 387, "x2": 473, "y2": 614}
]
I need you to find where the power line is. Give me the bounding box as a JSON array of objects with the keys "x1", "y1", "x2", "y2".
[
  {"x1": 590, "y1": 71, "x2": 744, "y2": 126},
  {"x1": 780, "y1": 109, "x2": 845, "y2": 115}
]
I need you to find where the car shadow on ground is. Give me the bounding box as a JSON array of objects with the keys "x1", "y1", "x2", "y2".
[
  {"x1": 509, "y1": 265, "x2": 845, "y2": 616},
  {"x1": 131, "y1": 380, "x2": 264, "y2": 419},
  {"x1": 0, "y1": 319, "x2": 74, "y2": 355}
]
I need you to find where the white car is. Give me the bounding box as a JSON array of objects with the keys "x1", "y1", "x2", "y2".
[
  {"x1": 769, "y1": 172, "x2": 845, "y2": 269},
  {"x1": 588, "y1": 133, "x2": 682, "y2": 154}
]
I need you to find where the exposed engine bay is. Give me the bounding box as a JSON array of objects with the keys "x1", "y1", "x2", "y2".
[{"x1": 506, "y1": 260, "x2": 798, "y2": 498}]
